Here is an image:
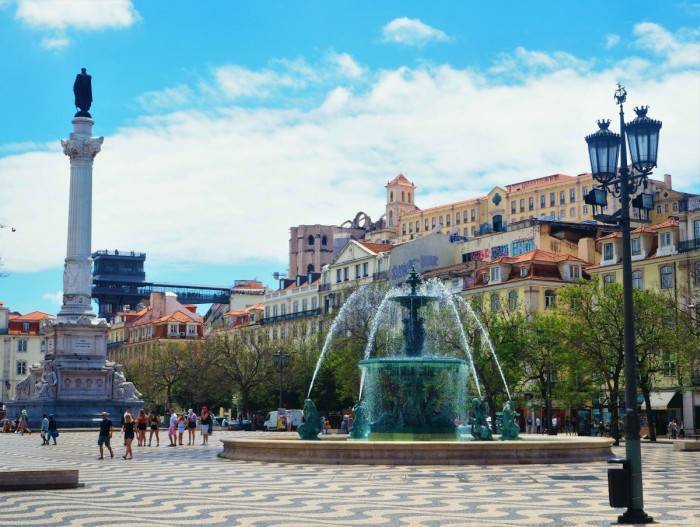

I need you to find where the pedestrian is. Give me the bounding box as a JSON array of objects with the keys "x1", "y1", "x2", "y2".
[
  {"x1": 40, "y1": 414, "x2": 49, "y2": 445},
  {"x1": 670, "y1": 419, "x2": 678, "y2": 439},
  {"x1": 200, "y1": 406, "x2": 212, "y2": 445},
  {"x1": 48, "y1": 415, "x2": 58, "y2": 445},
  {"x1": 167, "y1": 409, "x2": 178, "y2": 447},
  {"x1": 552, "y1": 416, "x2": 558, "y2": 434},
  {"x1": 18, "y1": 410, "x2": 31, "y2": 435},
  {"x1": 121, "y1": 412, "x2": 135, "y2": 460},
  {"x1": 186, "y1": 409, "x2": 197, "y2": 445},
  {"x1": 135, "y1": 409, "x2": 148, "y2": 447},
  {"x1": 535, "y1": 416, "x2": 542, "y2": 434},
  {"x1": 97, "y1": 412, "x2": 114, "y2": 460},
  {"x1": 177, "y1": 412, "x2": 186, "y2": 446},
  {"x1": 341, "y1": 414, "x2": 349, "y2": 434},
  {"x1": 148, "y1": 410, "x2": 160, "y2": 447}
]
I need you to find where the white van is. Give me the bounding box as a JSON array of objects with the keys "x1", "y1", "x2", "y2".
[{"x1": 264, "y1": 409, "x2": 304, "y2": 431}]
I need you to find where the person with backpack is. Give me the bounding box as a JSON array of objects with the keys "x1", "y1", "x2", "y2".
[{"x1": 186, "y1": 409, "x2": 197, "y2": 445}]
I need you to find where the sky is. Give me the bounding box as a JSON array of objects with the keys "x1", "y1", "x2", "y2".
[{"x1": 0, "y1": 0, "x2": 699, "y2": 314}]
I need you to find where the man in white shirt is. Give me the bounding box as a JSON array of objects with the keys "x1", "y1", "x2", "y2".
[{"x1": 168, "y1": 410, "x2": 178, "y2": 447}]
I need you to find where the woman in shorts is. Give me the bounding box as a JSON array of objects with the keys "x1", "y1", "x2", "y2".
[
  {"x1": 136, "y1": 409, "x2": 148, "y2": 447},
  {"x1": 200, "y1": 406, "x2": 212, "y2": 446},
  {"x1": 121, "y1": 413, "x2": 135, "y2": 460},
  {"x1": 186, "y1": 409, "x2": 197, "y2": 446},
  {"x1": 148, "y1": 411, "x2": 160, "y2": 447}
]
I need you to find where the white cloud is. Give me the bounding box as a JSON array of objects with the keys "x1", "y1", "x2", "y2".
[
  {"x1": 634, "y1": 22, "x2": 700, "y2": 68},
  {"x1": 327, "y1": 52, "x2": 365, "y2": 79},
  {"x1": 605, "y1": 33, "x2": 620, "y2": 48},
  {"x1": 15, "y1": 0, "x2": 139, "y2": 30},
  {"x1": 382, "y1": 17, "x2": 451, "y2": 46},
  {"x1": 137, "y1": 85, "x2": 194, "y2": 110},
  {"x1": 42, "y1": 291, "x2": 63, "y2": 306},
  {"x1": 40, "y1": 33, "x2": 69, "y2": 50},
  {"x1": 214, "y1": 65, "x2": 302, "y2": 99},
  {"x1": 0, "y1": 23, "x2": 698, "y2": 274},
  {"x1": 491, "y1": 47, "x2": 592, "y2": 75}
]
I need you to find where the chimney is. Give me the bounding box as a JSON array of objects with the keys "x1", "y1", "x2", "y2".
[
  {"x1": 149, "y1": 292, "x2": 166, "y2": 318},
  {"x1": 664, "y1": 174, "x2": 672, "y2": 190}
]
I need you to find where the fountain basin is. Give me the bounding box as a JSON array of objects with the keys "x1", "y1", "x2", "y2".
[
  {"x1": 220, "y1": 435, "x2": 614, "y2": 465},
  {"x1": 359, "y1": 356, "x2": 468, "y2": 440}
]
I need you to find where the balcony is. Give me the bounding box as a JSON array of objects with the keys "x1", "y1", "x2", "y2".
[
  {"x1": 679, "y1": 239, "x2": 700, "y2": 253},
  {"x1": 261, "y1": 308, "x2": 320, "y2": 325},
  {"x1": 318, "y1": 283, "x2": 331, "y2": 292},
  {"x1": 373, "y1": 271, "x2": 388, "y2": 281}
]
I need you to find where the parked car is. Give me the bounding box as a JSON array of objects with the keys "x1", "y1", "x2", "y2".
[
  {"x1": 224, "y1": 418, "x2": 252, "y2": 431},
  {"x1": 263, "y1": 409, "x2": 303, "y2": 431}
]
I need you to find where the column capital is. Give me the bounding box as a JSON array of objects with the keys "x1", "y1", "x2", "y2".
[{"x1": 61, "y1": 136, "x2": 104, "y2": 160}]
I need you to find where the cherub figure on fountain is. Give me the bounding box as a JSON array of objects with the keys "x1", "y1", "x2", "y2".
[
  {"x1": 469, "y1": 397, "x2": 493, "y2": 441},
  {"x1": 297, "y1": 399, "x2": 323, "y2": 440},
  {"x1": 498, "y1": 401, "x2": 520, "y2": 440},
  {"x1": 350, "y1": 400, "x2": 370, "y2": 440}
]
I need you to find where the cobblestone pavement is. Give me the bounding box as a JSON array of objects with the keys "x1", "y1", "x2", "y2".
[{"x1": 0, "y1": 431, "x2": 698, "y2": 526}]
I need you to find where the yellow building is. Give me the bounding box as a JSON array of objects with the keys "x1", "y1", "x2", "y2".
[
  {"x1": 390, "y1": 172, "x2": 682, "y2": 244},
  {"x1": 462, "y1": 249, "x2": 589, "y2": 314}
]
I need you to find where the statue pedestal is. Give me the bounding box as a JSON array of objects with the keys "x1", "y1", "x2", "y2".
[{"x1": 8, "y1": 318, "x2": 142, "y2": 427}]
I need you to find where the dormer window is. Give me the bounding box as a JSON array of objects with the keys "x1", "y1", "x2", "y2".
[
  {"x1": 660, "y1": 232, "x2": 671, "y2": 248},
  {"x1": 490, "y1": 266, "x2": 501, "y2": 283},
  {"x1": 631, "y1": 238, "x2": 641, "y2": 256},
  {"x1": 570, "y1": 265, "x2": 580, "y2": 280},
  {"x1": 519, "y1": 267, "x2": 528, "y2": 277},
  {"x1": 603, "y1": 242, "x2": 614, "y2": 261}
]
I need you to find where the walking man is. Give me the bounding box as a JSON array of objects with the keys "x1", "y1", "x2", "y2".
[
  {"x1": 535, "y1": 416, "x2": 542, "y2": 434},
  {"x1": 40, "y1": 414, "x2": 49, "y2": 445},
  {"x1": 98, "y1": 411, "x2": 114, "y2": 460}
]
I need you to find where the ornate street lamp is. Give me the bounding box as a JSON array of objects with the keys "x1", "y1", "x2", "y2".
[{"x1": 584, "y1": 84, "x2": 660, "y2": 525}]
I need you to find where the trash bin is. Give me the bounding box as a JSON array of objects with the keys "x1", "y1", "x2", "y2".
[{"x1": 607, "y1": 457, "x2": 630, "y2": 508}]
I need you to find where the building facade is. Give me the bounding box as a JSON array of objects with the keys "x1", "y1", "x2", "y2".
[
  {"x1": 262, "y1": 273, "x2": 322, "y2": 340},
  {"x1": 0, "y1": 305, "x2": 54, "y2": 404}
]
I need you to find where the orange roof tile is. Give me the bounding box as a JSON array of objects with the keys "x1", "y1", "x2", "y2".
[
  {"x1": 357, "y1": 241, "x2": 393, "y2": 253},
  {"x1": 156, "y1": 311, "x2": 202, "y2": 324},
  {"x1": 386, "y1": 174, "x2": 415, "y2": 187},
  {"x1": 11, "y1": 311, "x2": 52, "y2": 322},
  {"x1": 491, "y1": 249, "x2": 589, "y2": 265},
  {"x1": 651, "y1": 218, "x2": 679, "y2": 230}
]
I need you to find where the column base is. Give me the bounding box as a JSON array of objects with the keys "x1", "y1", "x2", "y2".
[{"x1": 618, "y1": 509, "x2": 654, "y2": 524}]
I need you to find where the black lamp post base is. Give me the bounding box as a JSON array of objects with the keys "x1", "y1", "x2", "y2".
[{"x1": 618, "y1": 509, "x2": 654, "y2": 524}]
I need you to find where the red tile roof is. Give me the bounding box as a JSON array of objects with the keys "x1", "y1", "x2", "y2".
[
  {"x1": 491, "y1": 249, "x2": 588, "y2": 265},
  {"x1": 11, "y1": 311, "x2": 52, "y2": 322},
  {"x1": 386, "y1": 174, "x2": 415, "y2": 187},
  {"x1": 357, "y1": 241, "x2": 394, "y2": 253},
  {"x1": 651, "y1": 217, "x2": 679, "y2": 230}
]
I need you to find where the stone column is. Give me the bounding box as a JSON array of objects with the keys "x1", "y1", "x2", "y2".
[{"x1": 58, "y1": 117, "x2": 103, "y2": 319}]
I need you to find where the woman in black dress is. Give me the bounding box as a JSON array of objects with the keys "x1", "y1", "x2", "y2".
[
  {"x1": 122, "y1": 413, "x2": 135, "y2": 459},
  {"x1": 148, "y1": 411, "x2": 160, "y2": 447}
]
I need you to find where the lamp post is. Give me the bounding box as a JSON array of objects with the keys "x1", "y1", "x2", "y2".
[
  {"x1": 584, "y1": 84, "x2": 660, "y2": 524},
  {"x1": 273, "y1": 350, "x2": 290, "y2": 409}
]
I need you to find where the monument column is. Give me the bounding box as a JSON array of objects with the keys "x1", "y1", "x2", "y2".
[{"x1": 58, "y1": 117, "x2": 103, "y2": 319}]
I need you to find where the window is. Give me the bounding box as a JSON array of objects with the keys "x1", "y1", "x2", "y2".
[
  {"x1": 40, "y1": 340, "x2": 46, "y2": 353},
  {"x1": 363, "y1": 262, "x2": 369, "y2": 277},
  {"x1": 17, "y1": 339, "x2": 27, "y2": 352},
  {"x1": 660, "y1": 232, "x2": 671, "y2": 247},
  {"x1": 471, "y1": 226, "x2": 476, "y2": 236},
  {"x1": 603, "y1": 243, "x2": 614, "y2": 261},
  {"x1": 511, "y1": 201, "x2": 516, "y2": 214},
  {"x1": 401, "y1": 191, "x2": 405, "y2": 202},
  {"x1": 308, "y1": 235, "x2": 314, "y2": 245},
  {"x1": 16, "y1": 360, "x2": 27, "y2": 376},
  {"x1": 321, "y1": 235, "x2": 327, "y2": 246},
  {"x1": 490, "y1": 266, "x2": 501, "y2": 282},
  {"x1": 471, "y1": 209, "x2": 476, "y2": 221},
  {"x1": 311, "y1": 297, "x2": 318, "y2": 310},
  {"x1": 560, "y1": 191, "x2": 566, "y2": 204},
  {"x1": 632, "y1": 270, "x2": 644, "y2": 290},
  {"x1": 656, "y1": 205, "x2": 661, "y2": 214},
  {"x1": 540, "y1": 195, "x2": 546, "y2": 208},
  {"x1": 520, "y1": 266, "x2": 528, "y2": 277},
  {"x1": 583, "y1": 205, "x2": 589, "y2": 215},
  {"x1": 660, "y1": 265, "x2": 674, "y2": 289},
  {"x1": 694, "y1": 220, "x2": 700, "y2": 241},
  {"x1": 22, "y1": 322, "x2": 30, "y2": 332},
  {"x1": 336, "y1": 269, "x2": 342, "y2": 283},
  {"x1": 343, "y1": 267, "x2": 349, "y2": 281},
  {"x1": 408, "y1": 192, "x2": 412, "y2": 203},
  {"x1": 512, "y1": 238, "x2": 535, "y2": 256},
  {"x1": 463, "y1": 227, "x2": 468, "y2": 236},
  {"x1": 490, "y1": 294, "x2": 501, "y2": 311},
  {"x1": 302, "y1": 299, "x2": 308, "y2": 311},
  {"x1": 455, "y1": 214, "x2": 460, "y2": 225},
  {"x1": 544, "y1": 290, "x2": 556, "y2": 309},
  {"x1": 560, "y1": 209, "x2": 566, "y2": 218},
  {"x1": 462, "y1": 211, "x2": 468, "y2": 223},
  {"x1": 424, "y1": 219, "x2": 429, "y2": 231},
  {"x1": 570, "y1": 265, "x2": 580, "y2": 280},
  {"x1": 293, "y1": 301, "x2": 299, "y2": 313},
  {"x1": 377, "y1": 259, "x2": 383, "y2": 272},
  {"x1": 696, "y1": 262, "x2": 700, "y2": 285},
  {"x1": 550, "y1": 192, "x2": 555, "y2": 207},
  {"x1": 583, "y1": 186, "x2": 588, "y2": 197},
  {"x1": 431, "y1": 217, "x2": 436, "y2": 228},
  {"x1": 355, "y1": 264, "x2": 361, "y2": 279},
  {"x1": 273, "y1": 305, "x2": 279, "y2": 317},
  {"x1": 528, "y1": 197, "x2": 534, "y2": 211},
  {"x1": 673, "y1": 201, "x2": 678, "y2": 211},
  {"x1": 446, "y1": 214, "x2": 451, "y2": 226},
  {"x1": 415, "y1": 221, "x2": 420, "y2": 232},
  {"x1": 631, "y1": 237, "x2": 641, "y2": 256},
  {"x1": 401, "y1": 224, "x2": 406, "y2": 235},
  {"x1": 570, "y1": 189, "x2": 576, "y2": 203},
  {"x1": 390, "y1": 191, "x2": 394, "y2": 202},
  {"x1": 187, "y1": 324, "x2": 197, "y2": 336},
  {"x1": 508, "y1": 290, "x2": 518, "y2": 310},
  {"x1": 569, "y1": 207, "x2": 576, "y2": 217},
  {"x1": 439, "y1": 215, "x2": 444, "y2": 225},
  {"x1": 409, "y1": 222, "x2": 413, "y2": 234},
  {"x1": 603, "y1": 274, "x2": 616, "y2": 291},
  {"x1": 519, "y1": 199, "x2": 525, "y2": 212}
]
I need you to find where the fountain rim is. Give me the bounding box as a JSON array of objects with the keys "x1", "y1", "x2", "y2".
[{"x1": 358, "y1": 356, "x2": 468, "y2": 366}]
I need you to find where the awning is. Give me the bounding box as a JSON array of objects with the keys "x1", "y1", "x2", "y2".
[{"x1": 641, "y1": 391, "x2": 678, "y2": 410}]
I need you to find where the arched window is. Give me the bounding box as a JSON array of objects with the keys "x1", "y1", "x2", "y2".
[
  {"x1": 408, "y1": 193, "x2": 412, "y2": 203},
  {"x1": 307, "y1": 263, "x2": 314, "y2": 273},
  {"x1": 544, "y1": 289, "x2": 556, "y2": 309},
  {"x1": 390, "y1": 191, "x2": 394, "y2": 202},
  {"x1": 508, "y1": 290, "x2": 518, "y2": 310},
  {"x1": 308, "y1": 235, "x2": 315, "y2": 246},
  {"x1": 490, "y1": 294, "x2": 501, "y2": 311},
  {"x1": 401, "y1": 191, "x2": 405, "y2": 202},
  {"x1": 321, "y1": 235, "x2": 328, "y2": 246}
]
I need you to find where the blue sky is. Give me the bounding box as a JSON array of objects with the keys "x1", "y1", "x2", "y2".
[{"x1": 1, "y1": 0, "x2": 699, "y2": 314}]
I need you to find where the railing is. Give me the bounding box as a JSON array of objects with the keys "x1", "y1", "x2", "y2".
[
  {"x1": 679, "y1": 239, "x2": 700, "y2": 253},
  {"x1": 92, "y1": 250, "x2": 145, "y2": 258},
  {"x1": 261, "y1": 308, "x2": 321, "y2": 325},
  {"x1": 680, "y1": 196, "x2": 700, "y2": 212},
  {"x1": 373, "y1": 271, "x2": 388, "y2": 281},
  {"x1": 318, "y1": 283, "x2": 331, "y2": 292}
]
